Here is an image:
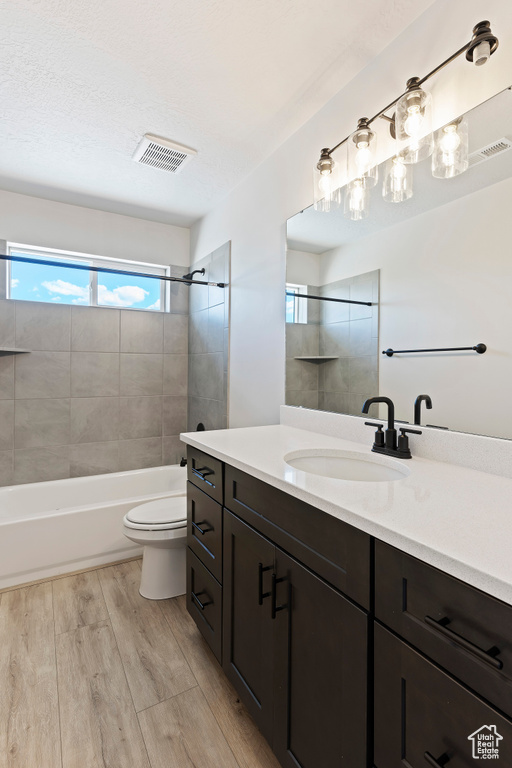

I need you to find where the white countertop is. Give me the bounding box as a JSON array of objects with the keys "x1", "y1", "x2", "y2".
[{"x1": 181, "y1": 424, "x2": 512, "y2": 605}]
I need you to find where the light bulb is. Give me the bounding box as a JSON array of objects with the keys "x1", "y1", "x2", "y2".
[
  {"x1": 383, "y1": 156, "x2": 413, "y2": 203},
  {"x1": 439, "y1": 124, "x2": 461, "y2": 153},
  {"x1": 404, "y1": 106, "x2": 423, "y2": 138},
  {"x1": 473, "y1": 39, "x2": 491, "y2": 66},
  {"x1": 355, "y1": 142, "x2": 372, "y2": 172},
  {"x1": 318, "y1": 171, "x2": 333, "y2": 196},
  {"x1": 348, "y1": 118, "x2": 378, "y2": 187},
  {"x1": 391, "y1": 158, "x2": 407, "y2": 180},
  {"x1": 344, "y1": 179, "x2": 369, "y2": 220}
]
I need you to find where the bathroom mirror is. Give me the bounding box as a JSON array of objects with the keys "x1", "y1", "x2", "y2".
[{"x1": 286, "y1": 86, "x2": 512, "y2": 440}]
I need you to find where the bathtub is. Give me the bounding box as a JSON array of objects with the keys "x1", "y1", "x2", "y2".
[{"x1": 0, "y1": 465, "x2": 186, "y2": 590}]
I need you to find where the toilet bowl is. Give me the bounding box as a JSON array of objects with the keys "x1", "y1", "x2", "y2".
[{"x1": 123, "y1": 496, "x2": 187, "y2": 600}]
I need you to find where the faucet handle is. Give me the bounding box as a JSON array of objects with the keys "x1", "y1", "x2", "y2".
[
  {"x1": 364, "y1": 421, "x2": 385, "y2": 449},
  {"x1": 397, "y1": 427, "x2": 422, "y2": 459}
]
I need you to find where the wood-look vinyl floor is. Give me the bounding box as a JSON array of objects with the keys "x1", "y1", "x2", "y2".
[{"x1": 0, "y1": 560, "x2": 279, "y2": 768}]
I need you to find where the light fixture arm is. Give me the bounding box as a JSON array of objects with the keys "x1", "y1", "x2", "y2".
[{"x1": 325, "y1": 21, "x2": 498, "y2": 156}]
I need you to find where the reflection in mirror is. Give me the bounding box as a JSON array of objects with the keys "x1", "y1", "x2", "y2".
[{"x1": 286, "y1": 86, "x2": 512, "y2": 440}]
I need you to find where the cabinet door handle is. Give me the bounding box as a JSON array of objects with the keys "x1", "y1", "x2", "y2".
[
  {"x1": 258, "y1": 563, "x2": 272, "y2": 605},
  {"x1": 192, "y1": 520, "x2": 213, "y2": 536},
  {"x1": 424, "y1": 615, "x2": 503, "y2": 670},
  {"x1": 191, "y1": 590, "x2": 212, "y2": 610},
  {"x1": 271, "y1": 573, "x2": 288, "y2": 619},
  {"x1": 424, "y1": 751, "x2": 450, "y2": 767},
  {"x1": 192, "y1": 465, "x2": 214, "y2": 482}
]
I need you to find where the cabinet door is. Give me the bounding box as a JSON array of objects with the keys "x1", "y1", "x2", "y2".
[
  {"x1": 273, "y1": 549, "x2": 368, "y2": 768},
  {"x1": 375, "y1": 623, "x2": 512, "y2": 767},
  {"x1": 223, "y1": 510, "x2": 275, "y2": 741}
]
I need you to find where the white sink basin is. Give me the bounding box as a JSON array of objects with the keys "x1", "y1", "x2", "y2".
[{"x1": 284, "y1": 449, "x2": 410, "y2": 482}]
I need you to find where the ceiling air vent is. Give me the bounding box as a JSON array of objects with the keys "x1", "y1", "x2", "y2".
[
  {"x1": 468, "y1": 137, "x2": 512, "y2": 168},
  {"x1": 133, "y1": 134, "x2": 197, "y2": 174}
]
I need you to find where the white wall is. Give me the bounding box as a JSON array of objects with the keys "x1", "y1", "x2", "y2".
[
  {"x1": 320, "y1": 176, "x2": 512, "y2": 438},
  {"x1": 0, "y1": 189, "x2": 190, "y2": 267},
  {"x1": 286, "y1": 249, "x2": 321, "y2": 286},
  {"x1": 191, "y1": 0, "x2": 512, "y2": 428}
]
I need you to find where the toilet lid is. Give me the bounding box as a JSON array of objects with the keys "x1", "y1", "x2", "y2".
[{"x1": 126, "y1": 497, "x2": 186, "y2": 526}]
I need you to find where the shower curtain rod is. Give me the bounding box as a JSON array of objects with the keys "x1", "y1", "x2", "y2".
[
  {"x1": 286, "y1": 290, "x2": 372, "y2": 307},
  {"x1": 0, "y1": 255, "x2": 227, "y2": 288}
]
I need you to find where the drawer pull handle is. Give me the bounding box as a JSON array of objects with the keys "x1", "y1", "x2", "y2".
[
  {"x1": 192, "y1": 590, "x2": 212, "y2": 610},
  {"x1": 258, "y1": 562, "x2": 272, "y2": 605},
  {"x1": 192, "y1": 466, "x2": 214, "y2": 482},
  {"x1": 271, "y1": 573, "x2": 288, "y2": 619},
  {"x1": 424, "y1": 615, "x2": 503, "y2": 670},
  {"x1": 424, "y1": 751, "x2": 450, "y2": 768},
  {"x1": 192, "y1": 520, "x2": 213, "y2": 536}
]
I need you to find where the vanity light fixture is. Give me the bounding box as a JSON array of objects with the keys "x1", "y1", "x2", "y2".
[
  {"x1": 432, "y1": 116, "x2": 469, "y2": 178},
  {"x1": 313, "y1": 20, "x2": 499, "y2": 213},
  {"x1": 347, "y1": 118, "x2": 378, "y2": 187},
  {"x1": 394, "y1": 78, "x2": 433, "y2": 164},
  {"x1": 382, "y1": 156, "x2": 413, "y2": 203},
  {"x1": 313, "y1": 148, "x2": 342, "y2": 211},
  {"x1": 344, "y1": 178, "x2": 369, "y2": 220}
]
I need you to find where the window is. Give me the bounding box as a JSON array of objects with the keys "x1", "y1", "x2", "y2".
[
  {"x1": 6, "y1": 243, "x2": 169, "y2": 311},
  {"x1": 285, "y1": 283, "x2": 308, "y2": 324}
]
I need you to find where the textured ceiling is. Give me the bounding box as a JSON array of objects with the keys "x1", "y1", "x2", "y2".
[{"x1": 1, "y1": 0, "x2": 435, "y2": 226}]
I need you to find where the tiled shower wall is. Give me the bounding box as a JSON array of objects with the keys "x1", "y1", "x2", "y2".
[
  {"x1": 0, "y1": 247, "x2": 230, "y2": 487},
  {"x1": 286, "y1": 270, "x2": 379, "y2": 416},
  {"x1": 188, "y1": 242, "x2": 230, "y2": 431}
]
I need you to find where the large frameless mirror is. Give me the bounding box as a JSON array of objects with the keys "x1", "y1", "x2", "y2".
[{"x1": 286, "y1": 86, "x2": 512, "y2": 440}]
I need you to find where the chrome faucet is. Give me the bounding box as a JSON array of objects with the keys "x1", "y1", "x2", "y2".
[{"x1": 362, "y1": 396, "x2": 421, "y2": 459}]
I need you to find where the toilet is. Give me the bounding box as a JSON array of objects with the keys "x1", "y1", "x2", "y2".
[{"x1": 122, "y1": 496, "x2": 187, "y2": 600}]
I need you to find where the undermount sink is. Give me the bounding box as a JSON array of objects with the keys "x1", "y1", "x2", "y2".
[{"x1": 284, "y1": 449, "x2": 410, "y2": 482}]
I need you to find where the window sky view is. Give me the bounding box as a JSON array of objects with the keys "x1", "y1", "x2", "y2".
[{"x1": 9, "y1": 253, "x2": 162, "y2": 310}]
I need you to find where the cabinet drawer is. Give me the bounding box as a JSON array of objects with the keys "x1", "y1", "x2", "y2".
[
  {"x1": 187, "y1": 482, "x2": 223, "y2": 582},
  {"x1": 187, "y1": 446, "x2": 223, "y2": 504},
  {"x1": 375, "y1": 624, "x2": 512, "y2": 767},
  {"x1": 186, "y1": 548, "x2": 222, "y2": 663},
  {"x1": 225, "y1": 464, "x2": 370, "y2": 608},
  {"x1": 375, "y1": 540, "x2": 512, "y2": 717}
]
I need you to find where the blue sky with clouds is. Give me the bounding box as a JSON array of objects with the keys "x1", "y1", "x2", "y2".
[{"x1": 10, "y1": 255, "x2": 161, "y2": 310}]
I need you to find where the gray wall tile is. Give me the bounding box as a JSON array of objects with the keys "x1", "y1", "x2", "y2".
[
  {"x1": 71, "y1": 352, "x2": 119, "y2": 397},
  {"x1": 163, "y1": 354, "x2": 188, "y2": 396},
  {"x1": 0, "y1": 449, "x2": 13, "y2": 486},
  {"x1": 0, "y1": 400, "x2": 14, "y2": 450},
  {"x1": 0, "y1": 356, "x2": 14, "y2": 399},
  {"x1": 120, "y1": 354, "x2": 163, "y2": 396},
  {"x1": 162, "y1": 435, "x2": 187, "y2": 466},
  {"x1": 119, "y1": 396, "x2": 162, "y2": 440},
  {"x1": 163, "y1": 396, "x2": 188, "y2": 436},
  {"x1": 14, "y1": 446, "x2": 70, "y2": 484},
  {"x1": 118, "y1": 437, "x2": 162, "y2": 471},
  {"x1": 120, "y1": 310, "x2": 163, "y2": 353},
  {"x1": 208, "y1": 303, "x2": 224, "y2": 353},
  {"x1": 15, "y1": 351, "x2": 71, "y2": 399},
  {"x1": 164, "y1": 313, "x2": 188, "y2": 354},
  {"x1": 188, "y1": 309, "x2": 208, "y2": 355},
  {"x1": 70, "y1": 442, "x2": 119, "y2": 477},
  {"x1": 0, "y1": 300, "x2": 15, "y2": 347},
  {"x1": 15, "y1": 302, "x2": 71, "y2": 351},
  {"x1": 170, "y1": 265, "x2": 190, "y2": 315},
  {"x1": 70, "y1": 397, "x2": 120, "y2": 444},
  {"x1": 72, "y1": 306, "x2": 120, "y2": 352},
  {"x1": 348, "y1": 356, "x2": 378, "y2": 393},
  {"x1": 15, "y1": 399, "x2": 70, "y2": 449}
]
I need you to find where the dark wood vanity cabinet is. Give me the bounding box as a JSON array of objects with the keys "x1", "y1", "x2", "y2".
[
  {"x1": 186, "y1": 447, "x2": 512, "y2": 768},
  {"x1": 223, "y1": 509, "x2": 368, "y2": 768}
]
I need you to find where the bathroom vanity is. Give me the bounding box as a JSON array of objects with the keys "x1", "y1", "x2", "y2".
[{"x1": 182, "y1": 421, "x2": 512, "y2": 768}]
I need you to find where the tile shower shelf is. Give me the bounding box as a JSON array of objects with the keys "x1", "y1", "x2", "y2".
[
  {"x1": 294, "y1": 356, "x2": 339, "y2": 363},
  {"x1": 0, "y1": 348, "x2": 31, "y2": 354}
]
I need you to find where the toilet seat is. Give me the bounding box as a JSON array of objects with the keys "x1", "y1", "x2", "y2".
[{"x1": 123, "y1": 497, "x2": 187, "y2": 531}]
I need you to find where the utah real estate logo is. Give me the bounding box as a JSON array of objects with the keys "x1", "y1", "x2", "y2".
[{"x1": 468, "y1": 725, "x2": 503, "y2": 759}]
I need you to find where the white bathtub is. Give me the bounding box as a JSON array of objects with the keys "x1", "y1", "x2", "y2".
[{"x1": 0, "y1": 465, "x2": 187, "y2": 590}]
